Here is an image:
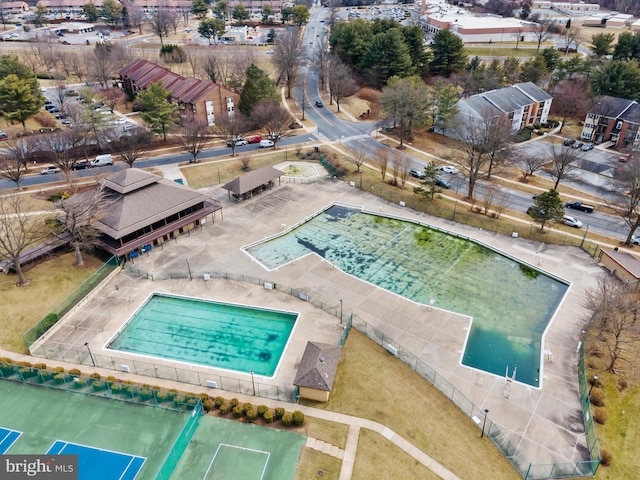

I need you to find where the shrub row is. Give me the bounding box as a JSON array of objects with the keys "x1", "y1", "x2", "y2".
[{"x1": 210, "y1": 395, "x2": 304, "y2": 427}]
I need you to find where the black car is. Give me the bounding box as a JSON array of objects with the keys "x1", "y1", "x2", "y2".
[
  {"x1": 315, "y1": 100, "x2": 323, "y2": 107},
  {"x1": 72, "y1": 161, "x2": 92, "y2": 170},
  {"x1": 563, "y1": 138, "x2": 576, "y2": 147}
]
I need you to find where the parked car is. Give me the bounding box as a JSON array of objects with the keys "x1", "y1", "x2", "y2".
[
  {"x1": 71, "y1": 161, "x2": 92, "y2": 170},
  {"x1": 247, "y1": 135, "x2": 263, "y2": 144},
  {"x1": 315, "y1": 100, "x2": 323, "y2": 107},
  {"x1": 619, "y1": 153, "x2": 632, "y2": 162},
  {"x1": 563, "y1": 138, "x2": 576, "y2": 147},
  {"x1": 40, "y1": 166, "x2": 60, "y2": 175},
  {"x1": 0, "y1": 131, "x2": 8, "y2": 140},
  {"x1": 581, "y1": 142, "x2": 595, "y2": 151},
  {"x1": 527, "y1": 206, "x2": 545, "y2": 217},
  {"x1": 571, "y1": 142, "x2": 583, "y2": 149},
  {"x1": 435, "y1": 177, "x2": 451, "y2": 189},
  {"x1": 565, "y1": 201, "x2": 595, "y2": 213},
  {"x1": 631, "y1": 235, "x2": 640, "y2": 245},
  {"x1": 259, "y1": 139, "x2": 274, "y2": 148},
  {"x1": 227, "y1": 137, "x2": 247, "y2": 147},
  {"x1": 562, "y1": 215, "x2": 583, "y2": 228},
  {"x1": 91, "y1": 154, "x2": 113, "y2": 167},
  {"x1": 409, "y1": 168, "x2": 424, "y2": 179},
  {"x1": 440, "y1": 165, "x2": 458, "y2": 174}
]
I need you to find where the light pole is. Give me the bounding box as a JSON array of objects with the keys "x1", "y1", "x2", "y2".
[
  {"x1": 339, "y1": 299, "x2": 343, "y2": 324},
  {"x1": 481, "y1": 408, "x2": 489, "y2": 438},
  {"x1": 84, "y1": 342, "x2": 95, "y2": 367},
  {"x1": 580, "y1": 224, "x2": 591, "y2": 248},
  {"x1": 452, "y1": 201, "x2": 458, "y2": 221},
  {"x1": 250, "y1": 370, "x2": 256, "y2": 396},
  {"x1": 216, "y1": 166, "x2": 221, "y2": 184},
  {"x1": 359, "y1": 171, "x2": 363, "y2": 189},
  {"x1": 186, "y1": 258, "x2": 192, "y2": 281},
  {"x1": 589, "y1": 375, "x2": 598, "y2": 397}
]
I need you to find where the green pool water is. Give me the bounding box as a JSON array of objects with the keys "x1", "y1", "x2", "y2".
[
  {"x1": 107, "y1": 294, "x2": 298, "y2": 377},
  {"x1": 246, "y1": 205, "x2": 569, "y2": 387}
]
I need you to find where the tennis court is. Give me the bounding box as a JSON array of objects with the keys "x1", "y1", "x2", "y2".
[
  {"x1": 0, "y1": 380, "x2": 193, "y2": 479},
  {"x1": 0, "y1": 427, "x2": 21, "y2": 453},
  {"x1": 47, "y1": 441, "x2": 145, "y2": 480},
  {"x1": 171, "y1": 416, "x2": 306, "y2": 480}
]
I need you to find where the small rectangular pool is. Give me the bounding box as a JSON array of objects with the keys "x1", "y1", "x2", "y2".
[{"x1": 107, "y1": 293, "x2": 298, "y2": 377}]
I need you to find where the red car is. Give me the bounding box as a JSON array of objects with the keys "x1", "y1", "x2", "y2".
[
  {"x1": 247, "y1": 135, "x2": 263, "y2": 144},
  {"x1": 619, "y1": 153, "x2": 632, "y2": 162}
]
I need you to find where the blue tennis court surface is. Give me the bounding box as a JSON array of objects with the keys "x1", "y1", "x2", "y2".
[
  {"x1": 0, "y1": 427, "x2": 22, "y2": 453},
  {"x1": 47, "y1": 441, "x2": 146, "y2": 480}
]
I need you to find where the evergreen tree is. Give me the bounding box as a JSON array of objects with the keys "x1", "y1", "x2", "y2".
[
  {"x1": 238, "y1": 64, "x2": 276, "y2": 116},
  {"x1": 139, "y1": 81, "x2": 179, "y2": 141},
  {"x1": 402, "y1": 25, "x2": 431, "y2": 75},
  {"x1": 198, "y1": 18, "x2": 223, "y2": 45},
  {"x1": 191, "y1": 0, "x2": 208, "y2": 19},
  {"x1": 292, "y1": 5, "x2": 309, "y2": 26},
  {"x1": 429, "y1": 29, "x2": 467, "y2": 76},
  {"x1": 530, "y1": 189, "x2": 564, "y2": 232},
  {"x1": 363, "y1": 28, "x2": 413, "y2": 86},
  {"x1": 0, "y1": 56, "x2": 44, "y2": 129},
  {"x1": 83, "y1": 2, "x2": 99, "y2": 21},
  {"x1": 591, "y1": 59, "x2": 640, "y2": 99},
  {"x1": 232, "y1": 4, "x2": 249, "y2": 24},
  {"x1": 590, "y1": 33, "x2": 615, "y2": 57}
]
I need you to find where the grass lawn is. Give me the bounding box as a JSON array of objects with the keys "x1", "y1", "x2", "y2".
[
  {"x1": 301, "y1": 330, "x2": 521, "y2": 480},
  {"x1": 585, "y1": 329, "x2": 640, "y2": 479},
  {"x1": 295, "y1": 449, "x2": 342, "y2": 480},
  {"x1": 0, "y1": 252, "x2": 103, "y2": 353}
]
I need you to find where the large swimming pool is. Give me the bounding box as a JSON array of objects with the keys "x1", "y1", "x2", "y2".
[
  {"x1": 246, "y1": 205, "x2": 569, "y2": 387},
  {"x1": 107, "y1": 293, "x2": 298, "y2": 377}
]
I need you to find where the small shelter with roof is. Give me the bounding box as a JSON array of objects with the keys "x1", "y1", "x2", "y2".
[
  {"x1": 598, "y1": 248, "x2": 640, "y2": 289},
  {"x1": 221, "y1": 166, "x2": 284, "y2": 202},
  {"x1": 293, "y1": 342, "x2": 342, "y2": 402},
  {"x1": 92, "y1": 169, "x2": 222, "y2": 258}
]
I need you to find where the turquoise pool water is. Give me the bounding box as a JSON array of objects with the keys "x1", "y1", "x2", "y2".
[
  {"x1": 246, "y1": 205, "x2": 569, "y2": 387},
  {"x1": 107, "y1": 294, "x2": 298, "y2": 377}
]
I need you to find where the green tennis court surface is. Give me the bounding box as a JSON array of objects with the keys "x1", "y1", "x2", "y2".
[
  {"x1": 0, "y1": 380, "x2": 191, "y2": 479},
  {"x1": 171, "y1": 416, "x2": 306, "y2": 480}
]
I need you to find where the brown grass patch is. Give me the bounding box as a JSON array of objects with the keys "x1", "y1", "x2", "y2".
[
  {"x1": 302, "y1": 330, "x2": 521, "y2": 480},
  {"x1": 0, "y1": 252, "x2": 103, "y2": 353}
]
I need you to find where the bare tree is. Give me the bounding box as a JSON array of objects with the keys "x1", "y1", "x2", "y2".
[
  {"x1": 347, "y1": 142, "x2": 367, "y2": 173},
  {"x1": 583, "y1": 276, "x2": 640, "y2": 374},
  {"x1": 176, "y1": 118, "x2": 212, "y2": 163},
  {"x1": 96, "y1": 87, "x2": 125, "y2": 113},
  {"x1": 127, "y1": 2, "x2": 146, "y2": 34},
  {"x1": 0, "y1": 194, "x2": 47, "y2": 286},
  {"x1": 530, "y1": 14, "x2": 554, "y2": 53},
  {"x1": 183, "y1": 45, "x2": 202, "y2": 77},
  {"x1": 251, "y1": 101, "x2": 293, "y2": 148},
  {"x1": 167, "y1": 9, "x2": 180, "y2": 35},
  {"x1": 390, "y1": 150, "x2": 411, "y2": 188},
  {"x1": 374, "y1": 147, "x2": 389, "y2": 181},
  {"x1": 113, "y1": 127, "x2": 153, "y2": 167},
  {"x1": 295, "y1": 79, "x2": 309, "y2": 120},
  {"x1": 451, "y1": 112, "x2": 503, "y2": 200},
  {"x1": 87, "y1": 43, "x2": 117, "y2": 88},
  {"x1": 493, "y1": 189, "x2": 510, "y2": 219},
  {"x1": 513, "y1": 152, "x2": 547, "y2": 183},
  {"x1": 150, "y1": 9, "x2": 171, "y2": 45},
  {"x1": 550, "y1": 78, "x2": 590, "y2": 133},
  {"x1": 547, "y1": 143, "x2": 579, "y2": 189},
  {"x1": 0, "y1": 140, "x2": 32, "y2": 189},
  {"x1": 52, "y1": 84, "x2": 69, "y2": 112},
  {"x1": 54, "y1": 188, "x2": 109, "y2": 266},
  {"x1": 511, "y1": 27, "x2": 525, "y2": 50},
  {"x1": 212, "y1": 113, "x2": 249, "y2": 156},
  {"x1": 69, "y1": 52, "x2": 88, "y2": 83},
  {"x1": 483, "y1": 115, "x2": 513, "y2": 178},
  {"x1": 309, "y1": 37, "x2": 331, "y2": 90},
  {"x1": 35, "y1": 131, "x2": 85, "y2": 185},
  {"x1": 328, "y1": 57, "x2": 358, "y2": 113},
  {"x1": 610, "y1": 158, "x2": 640, "y2": 245},
  {"x1": 273, "y1": 26, "x2": 305, "y2": 98}
]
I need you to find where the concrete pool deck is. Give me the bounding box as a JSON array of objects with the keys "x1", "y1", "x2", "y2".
[{"x1": 34, "y1": 165, "x2": 604, "y2": 472}]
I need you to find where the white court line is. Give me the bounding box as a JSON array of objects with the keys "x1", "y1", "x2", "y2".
[{"x1": 202, "y1": 443, "x2": 271, "y2": 480}]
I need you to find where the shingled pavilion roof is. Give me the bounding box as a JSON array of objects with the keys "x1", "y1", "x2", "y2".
[
  {"x1": 221, "y1": 166, "x2": 284, "y2": 196},
  {"x1": 293, "y1": 342, "x2": 342, "y2": 392}
]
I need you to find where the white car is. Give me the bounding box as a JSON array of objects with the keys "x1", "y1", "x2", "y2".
[
  {"x1": 562, "y1": 215, "x2": 583, "y2": 228},
  {"x1": 631, "y1": 235, "x2": 640, "y2": 245},
  {"x1": 40, "y1": 166, "x2": 61, "y2": 175},
  {"x1": 440, "y1": 165, "x2": 458, "y2": 174}
]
